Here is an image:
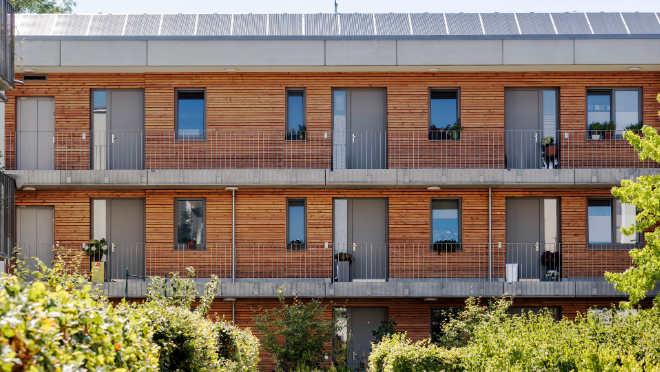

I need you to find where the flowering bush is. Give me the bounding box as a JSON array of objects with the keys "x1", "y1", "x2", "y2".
[
  {"x1": 84, "y1": 238, "x2": 108, "y2": 256},
  {"x1": 215, "y1": 319, "x2": 260, "y2": 372}
]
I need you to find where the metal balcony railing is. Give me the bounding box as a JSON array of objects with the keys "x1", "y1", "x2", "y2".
[
  {"x1": 10, "y1": 242, "x2": 638, "y2": 283},
  {"x1": 0, "y1": 0, "x2": 14, "y2": 90},
  {"x1": 5, "y1": 130, "x2": 657, "y2": 172}
]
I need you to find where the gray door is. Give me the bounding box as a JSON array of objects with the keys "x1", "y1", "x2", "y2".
[
  {"x1": 347, "y1": 307, "x2": 387, "y2": 370},
  {"x1": 17, "y1": 206, "x2": 54, "y2": 271},
  {"x1": 348, "y1": 198, "x2": 388, "y2": 281},
  {"x1": 505, "y1": 90, "x2": 542, "y2": 169},
  {"x1": 339, "y1": 89, "x2": 387, "y2": 169},
  {"x1": 17, "y1": 97, "x2": 54, "y2": 170},
  {"x1": 106, "y1": 199, "x2": 145, "y2": 280},
  {"x1": 506, "y1": 198, "x2": 543, "y2": 280}
]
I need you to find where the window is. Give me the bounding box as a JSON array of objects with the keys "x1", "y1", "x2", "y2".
[
  {"x1": 431, "y1": 307, "x2": 461, "y2": 344},
  {"x1": 175, "y1": 199, "x2": 205, "y2": 250},
  {"x1": 587, "y1": 88, "x2": 641, "y2": 134},
  {"x1": 507, "y1": 307, "x2": 561, "y2": 320},
  {"x1": 287, "y1": 199, "x2": 306, "y2": 250},
  {"x1": 176, "y1": 90, "x2": 205, "y2": 139},
  {"x1": 429, "y1": 89, "x2": 459, "y2": 140},
  {"x1": 431, "y1": 199, "x2": 460, "y2": 252},
  {"x1": 286, "y1": 89, "x2": 306, "y2": 140},
  {"x1": 588, "y1": 199, "x2": 640, "y2": 245}
]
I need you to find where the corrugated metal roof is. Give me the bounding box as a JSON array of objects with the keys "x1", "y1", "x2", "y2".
[{"x1": 14, "y1": 13, "x2": 660, "y2": 37}]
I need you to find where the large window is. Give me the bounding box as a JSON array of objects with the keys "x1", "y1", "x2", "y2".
[
  {"x1": 588, "y1": 199, "x2": 640, "y2": 245},
  {"x1": 587, "y1": 88, "x2": 641, "y2": 134},
  {"x1": 175, "y1": 199, "x2": 205, "y2": 250},
  {"x1": 176, "y1": 90, "x2": 205, "y2": 139},
  {"x1": 286, "y1": 89, "x2": 306, "y2": 140},
  {"x1": 431, "y1": 199, "x2": 460, "y2": 252},
  {"x1": 287, "y1": 199, "x2": 306, "y2": 250},
  {"x1": 429, "y1": 89, "x2": 460, "y2": 140},
  {"x1": 507, "y1": 307, "x2": 561, "y2": 320},
  {"x1": 431, "y1": 307, "x2": 461, "y2": 344}
]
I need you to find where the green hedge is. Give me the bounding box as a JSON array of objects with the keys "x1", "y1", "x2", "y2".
[{"x1": 370, "y1": 333, "x2": 462, "y2": 372}]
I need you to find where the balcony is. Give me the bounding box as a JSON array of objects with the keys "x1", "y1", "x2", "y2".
[
  {"x1": 5, "y1": 130, "x2": 659, "y2": 187},
  {"x1": 0, "y1": 0, "x2": 13, "y2": 90},
  {"x1": 14, "y1": 242, "x2": 658, "y2": 298}
]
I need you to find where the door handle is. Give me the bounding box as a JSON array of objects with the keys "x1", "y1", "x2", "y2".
[
  {"x1": 534, "y1": 133, "x2": 538, "y2": 143},
  {"x1": 352, "y1": 243, "x2": 357, "y2": 252},
  {"x1": 111, "y1": 134, "x2": 116, "y2": 144},
  {"x1": 352, "y1": 134, "x2": 356, "y2": 143},
  {"x1": 535, "y1": 242, "x2": 539, "y2": 251},
  {"x1": 111, "y1": 243, "x2": 115, "y2": 253}
]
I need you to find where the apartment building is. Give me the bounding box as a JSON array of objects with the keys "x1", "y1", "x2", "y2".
[{"x1": 5, "y1": 11, "x2": 660, "y2": 369}]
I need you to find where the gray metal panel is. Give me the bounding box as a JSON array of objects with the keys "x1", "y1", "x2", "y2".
[
  {"x1": 304, "y1": 13, "x2": 339, "y2": 36},
  {"x1": 89, "y1": 15, "x2": 126, "y2": 36},
  {"x1": 587, "y1": 13, "x2": 628, "y2": 34},
  {"x1": 160, "y1": 14, "x2": 196, "y2": 36},
  {"x1": 506, "y1": 198, "x2": 542, "y2": 280},
  {"x1": 108, "y1": 90, "x2": 144, "y2": 170},
  {"x1": 551, "y1": 13, "x2": 592, "y2": 34},
  {"x1": 233, "y1": 14, "x2": 267, "y2": 36},
  {"x1": 52, "y1": 15, "x2": 91, "y2": 36},
  {"x1": 622, "y1": 13, "x2": 660, "y2": 34},
  {"x1": 347, "y1": 307, "x2": 386, "y2": 370},
  {"x1": 410, "y1": 13, "x2": 446, "y2": 35},
  {"x1": 124, "y1": 14, "x2": 161, "y2": 36},
  {"x1": 107, "y1": 199, "x2": 145, "y2": 279},
  {"x1": 18, "y1": 206, "x2": 54, "y2": 269},
  {"x1": 269, "y1": 14, "x2": 302, "y2": 36},
  {"x1": 446, "y1": 13, "x2": 483, "y2": 35},
  {"x1": 340, "y1": 13, "x2": 374, "y2": 36},
  {"x1": 481, "y1": 13, "x2": 519, "y2": 35},
  {"x1": 196, "y1": 14, "x2": 231, "y2": 36},
  {"x1": 375, "y1": 13, "x2": 410, "y2": 35},
  {"x1": 516, "y1": 13, "x2": 555, "y2": 34},
  {"x1": 16, "y1": 14, "x2": 56, "y2": 36},
  {"x1": 346, "y1": 89, "x2": 387, "y2": 169}
]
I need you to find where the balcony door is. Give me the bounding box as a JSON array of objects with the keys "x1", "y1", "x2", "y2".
[
  {"x1": 17, "y1": 206, "x2": 54, "y2": 271},
  {"x1": 17, "y1": 97, "x2": 54, "y2": 170},
  {"x1": 92, "y1": 90, "x2": 145, "y2": 170},
  {"x1": 332, "y1": 89, "x2": 387, "y2": 169},
  {"x1": 347, "y1": 307, "x2": 387, "y2": 370},
  {"x1": 504, "y1": 89, "x2": 557, "y2": 169}
]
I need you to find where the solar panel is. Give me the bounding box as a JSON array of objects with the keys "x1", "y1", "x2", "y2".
[
  {"x1": 160, "y1": 14, "x2": 196, "y2": 36},
  {"x1": 340, "y1": 13, "x2": 374, "y2": 36},
  {"x1": 375, "y1": 13, "x2": 410, "y2": 35},
  {"x1": 88, "y1": 14, "x2": 126, "y2": 36},
  {"x1": 516, "y1": 13, "x2": 555, "y2": 34},
  {"x1": 124, "y1": 14, "x2": 161, "y2": 36},
  {"x1": 16, "y1": 14, "x2": 57, "y2": 36},
  {"x1": 410, "y1": 13, "x2": 447, "y2": 36},
  {"x1": 621, "y1": 13, "x2": 660, "y2": 34},
  {"x1": 196, "y1": 14, "x2": 231, "y2": 36},
  {"x1": 551, "y1": 13, "x2": 592, "y2": 34},
  {"x1": 52, "y1": 14, "x2": 91, "y2": 36},
  {"x1": 481, "y1": 13, "x2": 519, "y2": 35},
  {"x1": 446, "y1": 13, "x2": 483, "y2": 35},
  {"x1": 587, "y1": 13, "x2": 628, "y2": 34},
  {"x1": 233, "y1": 14, "x2": 267, "y2": 36},
  {"x1": 269, "y1": 14, "x2": 302, "y2": 36},
  {"x1": 305, "y1": 13, "x2": 339, "y2": 36}
]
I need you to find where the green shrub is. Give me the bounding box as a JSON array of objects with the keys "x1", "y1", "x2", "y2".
[
  {"x1": 215, "y1": 318, "x2": 260, "y2": 372},
  {"x1": 369, "y1": 333, "x2": 462, "y2": 372}
]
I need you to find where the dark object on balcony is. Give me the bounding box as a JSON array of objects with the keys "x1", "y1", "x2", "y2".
[
  {"x1": 428, "y1": 121, "x2": 461, "y2": 141},
  {"x1": 588, "y1": 122, "x2": 603, "y2": 139},
  {"x1": 288, "y1": 239, "x2": 305, "y2": 250},
  {"x1": 336, "y1": 261, "x2": 350, "y2": 282},
  {"x1": 451, "y1": 120, "x2": 461, "y2": 140},
  {"x1": 542, "y1": 136, "x2": 557, "y2": 156},
  {"x1": 334, "y1": 252, "x2": 354, "y2": 263},
  {"x1": 286, "y1": 125, "x2": 307, "y2": 141},
  {"x1": 432, "y1": 240, "x2": 460, "y2": 253},
  {"x1": 541, "y1": 250, "x2": 561, "y2": 271},
  {"x1": 603, "y1": 122, "x2": 616, "y2": 139},
  {"x1": 625, "y1": 122, "x2": 644, "y2": 136}
]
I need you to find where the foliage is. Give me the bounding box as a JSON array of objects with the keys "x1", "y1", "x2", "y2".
[
  {"x1": 625, "y1": 122, "x2": 644, "y2": 133},
  {"x1": 252, "y1": 289, "x2": 339, "y2": 371},
  {"x1": 542, "y1": 136, "x2": 555, "y2": 146},
  {"x1": 0, "y1": 262, "x2": 159, "y2": 372},
  {"x1": 589, "y1": 122, "x2": 604, "y2": 131},
  {"x1": 84, "y1": 238, "x2": 108, "y2": 256},
  {"x1": 146, "y1": 270, "x2": 199, "y2": 309},
  {"x1": 334, "y1": 252, "x2": 354, "y2": 263},
  {"x1": 372, "y1": 317, "x2": 398, "y2": 345},
  {"x1": 215, "y1": 318, "x2": 261, "y2": 372},
  {"x1": 10, "y1": 0, "x2": 75, "y2": 13},
  {"x1": 603, "y1": 121, "x2": 617, "y2": 131},
  {"x1": 369, "y1": 333, "x2": 462, "y2": 372},
  {"x1": 606, "y1": 124, "x2": 660, "y2": 307}
]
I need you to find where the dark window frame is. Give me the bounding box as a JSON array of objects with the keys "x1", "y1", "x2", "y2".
[
  {"x1": 285, "y1": 88, "x2": 307, "y2": 141},
  {"x1": 586, "y1": 87, "x2": 643, "y2": 137},
  {"x1": 175, "y1": 89, "x2": 207, "y2": 141},
  {"x1": 286, "y1": 198, "x2": 307, "y2": 250},
  {"x1": 430, "y1": 307, "x2": 462, "y2": 344},
  {"x1": 586, "y1": 198, "x2": 643, "y2": 250},
  {"x1": 428, "y1": 88, "x2": 461, "y2": 141},
  {"x1": 430, "y1": 198, "x2": 462, "y2": 252},
  {"x1": 174, "y1": 198, "x2": 206, "y2": 251}
]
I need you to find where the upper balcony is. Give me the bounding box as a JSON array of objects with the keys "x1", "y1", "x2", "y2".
[
  {"x1": 0, "y1": 0, "x2": 14, "y2": 91},
  {"x1": 5, "y1": 129, "x2": 659, "y2": 188}
]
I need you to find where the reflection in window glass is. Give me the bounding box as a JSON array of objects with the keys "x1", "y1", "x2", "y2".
[
  {"x1": 544, "y1": 199, "x2": 558, "y2": 249},
  {"x1": 176, "y1": 200, "x2": 205, "y2": 250},
  {"x1": 615, "y1": 90, "x2": 640, "y2": 131},
  {"x1": 287, "y1": 90, "x2": 305, "y2": 132},
  {"x1": 616, "y1": 201, "x2": 638, "y2": 244},
  {"x1": 588, "y1": 200, "x2": 612, "y2": 244},
  {"x1": 587, "y1": 91, "x2": 611, "y2": 125},
  {"x1": 333, "y1": 307, "x2": 348, "y2": 369},
  {"x1": 287, "y1": 199, "x2": 306, "y2": 246},
  {"x1": 93, "y1": 91, "x2": 106, "y2": 113},
  {"x1": 542, "y1": 90, "x2": 557, "y2": 138},
  {"x1": 430, "y1": 91, "x2": 458, "y2": 129},
  {"x1": 432, "y1": 200, "x2": 459, "y2": 244},
  {"x1": 177, "y1": 91, "x2": 205, "y2": 137}
]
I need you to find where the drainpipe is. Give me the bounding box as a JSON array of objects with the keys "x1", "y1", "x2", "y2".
[
  {"x1": 225, "y1": 187, "x2": 238, "y2": 282},
  {"x1": 488, "y1": 188, "x2": 492, "y2": 282}
]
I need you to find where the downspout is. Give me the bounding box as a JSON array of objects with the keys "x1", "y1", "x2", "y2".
[
  {"x1": 488, "y1": 188, "x2": 492, "y2": 282},
  {"x1": 225, "y1": 187, "x2": 238, "y2": 282}
]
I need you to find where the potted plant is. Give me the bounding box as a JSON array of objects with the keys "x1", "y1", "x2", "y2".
[
  {"x1": 429, "y1": 124, "x2": 440, "y2": 140},
  {"x1": 588, "y1": 122, "x2": 603, "y2": 140},
  {"x1": 541, "y1": 136, "x2": 557, "y2": 157},
  {"x1": 288, "y1": 239, "x2": 305, "y2": 250},
  {"x1": 182, "y1": 237, "x2": 196, "y2": 251},
  {"x1": 297, "y1": 125, "x2": 307, "y2": 141},
  {"x1": 285, "y1": 129, "x2": 297, "y2": 141},
  {"x1": 334, "y1": 252, "x2": 354, "y2": 282},
  {"x1": 84, "y1": 238, "x2": 108, "y2": 261},
  {"x1": 603, "y1": 121, "x2": 616, "y2": 139},
  {"x1": 625, "y1": 122, "x2": 644, "y2": 136},
  {"x1": 432, "y1": 239, "x2": 459, "y2": 253},
  {"x1": 451, "y1": 119, "x2": 462, "y2": 140}
]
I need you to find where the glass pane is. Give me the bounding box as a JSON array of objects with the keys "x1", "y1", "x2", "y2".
[
  {"x1": 615, "y1": 90, "x2": 639, "y2": 132},
  {"x1": 334, "y1": 90, "x2": 347, "y2": 117},
  {"x1": 544, "y1": 199, "x2": 558, "y2": 250},
  {"x1": 432, "y1": 200, "x2": 459, "y2": 243},
  {"x1": 333, "y1": 307, "x2": 348, "y2": 368},
  {"x1": 177, "y1": 91, "x2": 205, "y2": 137},
  {"x1": 542, "y1": 90, "x2": 557, "y2": 138},
  {"x1": 287, "y1": 91, "x2": 305, "y2": 132},
  {"x1": 430, "y1": 91, "x2": 458, "y2": 130},
  {"x1": 93, "y1": 91, "x2": 106, "y2": 112},
  {"x1": 588, "y1": 200, "x2": 612, "y2": 244},
  {"x1": 616, "y1": 200, "x2": 638, "y2": 244},
  {"x1": 587, "y1": 91, "x2": 611, "y2": 126},
  {"x1": 177, "y1": 200, "x2": 204, "y2": 246},
  {"x1": 288, "y1": 200, "x2": 305, "y2": 243}
]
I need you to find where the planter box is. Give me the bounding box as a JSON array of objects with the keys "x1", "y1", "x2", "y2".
[
  {"x1": 336, "y1": 261, "x2": 350, "y2": 282},
  {"x1": 591, "y1": 134, "x2": 601, "y2": 140}
]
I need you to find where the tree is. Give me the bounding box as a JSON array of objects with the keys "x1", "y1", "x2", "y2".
[
  {"x1": 11, "y1": 0, "x2": 75, "y2": 14},
  {"x1": 606, "y1": 110, "x2": 660, "y2": 307}
]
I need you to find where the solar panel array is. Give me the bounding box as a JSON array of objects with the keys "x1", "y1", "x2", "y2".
[{"x1": 15, "y1": 13, "x2": 660, "y2": 37}]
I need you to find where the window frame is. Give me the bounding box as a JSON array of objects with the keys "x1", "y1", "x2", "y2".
[
  {"x1": 286, "y1": 198, "x2": 307, "y2": 250},
  {"x1": 430, "y1": 198, "x2": 462, "y2": 251},
  {"x1": 174, "y1": 198, "x2": 206, "y2": 251},
  {"x1": 428, "y1": 88, "x2": 461, "y2": 141},
  {"x1": 175, "y1": 89, "x2": 207, "y2": 141},
  {"x1": 586, "y1": 87, "x2": 642, "y2": 137},
  {"x1": 285, "y1": 88, "x2": 307, "y2": 141},
  {"x1": 586, "y1": 198, "x2": 643, "y2": 249}
]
